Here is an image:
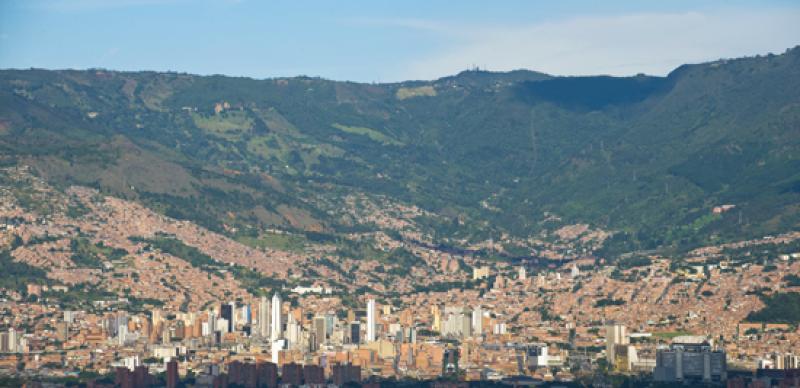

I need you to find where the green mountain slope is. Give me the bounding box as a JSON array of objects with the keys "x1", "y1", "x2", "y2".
[{"x1": 2, "y1": 47, "x2": 799, "y2": 257}]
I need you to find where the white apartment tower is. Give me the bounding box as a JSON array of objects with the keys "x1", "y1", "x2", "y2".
[
  {"x1": 366, "y1": 299, "x2": 376, "y2": 342},
  {"x1": 258, "y1": 296, "x2": 270, "y2": 338},
  {"x1": 271, "y1": 293, "x2": 282, "y2": 342}
]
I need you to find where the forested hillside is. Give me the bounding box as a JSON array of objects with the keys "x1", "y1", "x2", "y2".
[{"x1": 2, "y1": 47, "x2": 799, "y2": 258}]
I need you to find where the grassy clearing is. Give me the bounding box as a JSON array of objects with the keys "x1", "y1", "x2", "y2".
[
  {"x1": 395, "y1": 85, "x2": 436, "y2": 100},
  {"x1": 332, "y1": 123, "x2": 402, "y2": 145},
  {"x1": 192, "y1": 111, "x2": 253, "y2": 139},
  {"x1": 652, "y1": 331, "x2": 693, "y2": 339}
]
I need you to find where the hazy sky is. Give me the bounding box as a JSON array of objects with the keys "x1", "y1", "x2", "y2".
[{"x1": 1, "y1": 0, "x2": 799, "y2": 82}]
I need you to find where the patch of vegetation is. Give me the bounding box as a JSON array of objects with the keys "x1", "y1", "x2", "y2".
[
  {"x1": 594, "y1": 298, "x2": 626, "y2": 307},
  {"x1": 395, "y1": 85, "x2": 437, "y2": 100},
  {"x1": 783, "y1": 274, "x2": 800, "y2": 287},
  {"x1": 130, "y1": 235, "x2": 218, "y2": 271},
  {"x1": 228, "y1": 265, "x2": 287, "y2": 296},
  {"x1": 332, "y1": 123, "x2": 402, "y2": 145},
  {"x1": 70, "y1": 238, "x2": 127, "y2": 268},
  {"x1": 191, "y1": 111, "x2": 253, "y2": 139},
  {"x1": 615, "y1": 256, "x2": 652, "y2": 270},
  {"x1": 40, "y1": 283, "x2": 117, "y2": 310},
  {"x1": 66, "y1": 202, "x2": 90, "y2": 218},
  {"x1": 747, "y1": 292, "x2": 800, "y2": 323},
  {"x1": 652, "y1": 331, "x2": 692, "y2": 340},
  {"x1": 0, "y1": 239, "x2": 48, "y2": 293}
]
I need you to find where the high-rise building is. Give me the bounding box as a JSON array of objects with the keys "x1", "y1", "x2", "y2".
[
  {"x1": 606, "y1": 324, "x2": 629, "y2": 364},
  {"x1": 241, "y1": 304, "x2": 251, "y2": 325},
  {"x1": 7, "y1": 328, "x2": 17, "y2": 353},
  {"x1": 221, "y1": 303, "x2": 234, "y2": 333},
  {"x1": 366, "y1": 299, "x2": 376, "y2": 342},
  {"x1": 473, "y1": 266, "x2": 491, "y2": 280},
  {"x1": 653, "y1": 337, "x2": 727, "y2": 383},
  {"x1": 271, "y1": 294, "x2": 282, "y2": 343},
  {"x1": 217, "y1": 318, "x2": 229, "y2": 335},
  {"x1": 461, "y1": 311, "x2": 473, "y2": 338},
  {"x1": 229, "y1": 302, "x2": 237, "y2": 330},
  {"x1": 258, "y1": 296, "x2": 270, "y2": 338},
  {"x1": 166, "y1": 360, "x2": 178, "y2": 388},
  {"x1": 349, "y1": 322, "x2": 361, "y2": 344},
  {"x1": 518, "y1": 266, "x2": 527, "y2": 280},
  {"x1": 281, "y1": 363, "x2": 303, "y2": 386},
  {"x1": 313, "y1": 316, "x2": 326, "y2": 350},
  {"x1": 286, "y1": 314, "x2": 301, "y2": 349},
  {"x1": 332, "y1": 364, "x2": 361, "y2": 386},
  {"x1": 303, "y1": 364, "x2": 325, "y2": 386},
  {"x1": 324, "y1": 314, "x2": 336, "y2": 337},
  {"x1": 432, "y1": 305, "x2": 442, "y2": 332},
  {"x1": 472, "y1": 307, "x2": 483, "y2": 337},
  {"x1": 256, "y1": 361, "x2": 278, "y2": 388},
  {"x1": 205, "y1": 311, "x2": 216, "y2": 336},
  {"x1": 133, "y1": 365, "x2": 152, "y2": 387},
  {"x1": 63, "y1": 310, "x2": 79, "y2": 324},
  {"x1": 271, "y1": 339, "x2": 285, "y2": 364},
  {"x1": 772, "y1": 353, "x2": 800, "y2": 369},
  {"x1": 0, "y1": 333, "x2": 7, "y2": 353},
  {"x1": 443, "y1": 307, "x2": 472, "y2": 338}
]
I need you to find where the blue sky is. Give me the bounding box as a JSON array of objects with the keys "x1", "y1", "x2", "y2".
[{"x1": 1, "y1": 0, "x2": 799, "y2": 82}]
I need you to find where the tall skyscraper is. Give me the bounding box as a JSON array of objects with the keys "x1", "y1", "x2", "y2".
[
  {"x1": 229, "y1": 302, "x2": 237, "y2": 330},
  {"x1": 271, "y1": 293, "x2": 282, "y2": 342},
  {"x1": 221, "y1": 303, "x2": 233, "y2": 333},
  {"x1": 313, "y1": 316, "x2": 326, "y2": 350},
  {"x1": 241, "y1": 304, "x2": 251, "y2": 325},
  {"x1": 366, "y1": 299, "x2": 376, "y2": 342},
  {"x1": 286, "y1": 314, "x2": 301, "y2": 349},
  {"x1": 258, "y1": 296, "x2": 270, "y2": 338},
  {"x1": 207, "y1": 311, "x2": 216, "y2": 335}
]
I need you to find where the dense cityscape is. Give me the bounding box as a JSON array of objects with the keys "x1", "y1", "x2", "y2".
[{"x1": 1, "y1": 167, "x2": 800, "y2": 387}]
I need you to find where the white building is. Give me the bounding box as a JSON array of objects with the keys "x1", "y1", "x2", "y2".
[
  {"x1": 366, "y1": 299, "x2": 376, "y2": 342},
  {"x1": 271, "y1": 293, "x2": 282, "y2": 342},
  {"x1": 472, "y1": 307, "x2": 484, "y2": 337},
  {"x1": 258, "y1": 296, "x2": 270, "y2": 338}
]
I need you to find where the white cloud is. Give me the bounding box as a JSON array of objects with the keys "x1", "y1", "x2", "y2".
[{"x1": 395, "y1": 8, "x2": 800, "y2": 80}]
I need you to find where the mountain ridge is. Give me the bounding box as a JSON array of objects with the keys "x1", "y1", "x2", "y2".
[{"x1": 2, "y1": 46, "x2": 799, "y2": 258}]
